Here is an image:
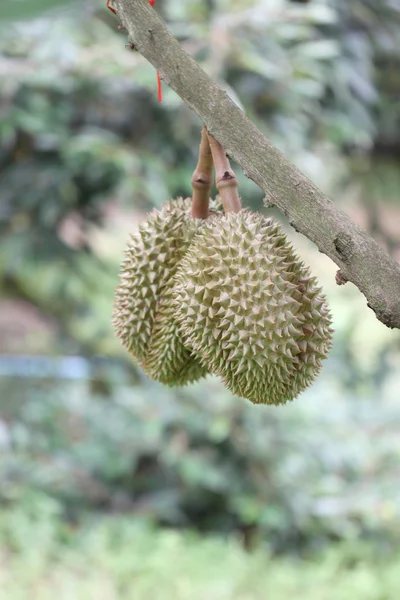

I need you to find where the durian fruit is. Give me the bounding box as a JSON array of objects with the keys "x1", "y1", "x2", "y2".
[
  {"x1": 173, "y1": 209, "x2": 333, "y2": 405},
  {"x1": 112, "y1": 196, "x2": 221, "y2": 386}
]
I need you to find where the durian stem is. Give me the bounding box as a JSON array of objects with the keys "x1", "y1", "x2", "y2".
[
  {"x1": 207, "y1": 133, "x2": 242, "y2": 214},
  {"x1": 191, "y1": 126, "x2": 213, "y2": 218}
]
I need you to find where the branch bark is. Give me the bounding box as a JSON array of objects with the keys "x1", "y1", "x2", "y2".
[{"x1": 114, "y1": 0, "x2": 400, "y2": 329}]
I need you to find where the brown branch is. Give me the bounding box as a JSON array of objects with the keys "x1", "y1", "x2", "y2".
[
  {"x1": 114, "y1": 0, "x2": 400, "y2": 329},
  {"x1": 207, "y1": 133, "x2": 241, "y2": 214},
  {"x1": 191, "y1": 126, "x2": 213, "y2": 218}
]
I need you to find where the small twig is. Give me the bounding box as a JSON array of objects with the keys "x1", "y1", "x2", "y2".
[
  {"x1": 191, "y1": 126, "x2": 213, "y2": 218},
  {"x1": 335, "y1": 270, "x2": 349, "y2": 286},
  {"x1": 207, "y1": 133, "x2": 241, "y2": 214}
]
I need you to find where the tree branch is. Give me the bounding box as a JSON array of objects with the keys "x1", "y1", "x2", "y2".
[{"x1": 114, "y1": 0, "x2": 400, "y2": 329}]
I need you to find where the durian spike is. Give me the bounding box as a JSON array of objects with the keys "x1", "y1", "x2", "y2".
[
  {"x1": 207, "y1": 133, "x2": 241, "y2": 214},
  {"x1": 191, "y1": 126, "x2": 214, "y2": 219}
]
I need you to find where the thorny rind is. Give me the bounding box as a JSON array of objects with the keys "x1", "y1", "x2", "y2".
[{"x1": 173, "y1": 211, "x2": 333, "y2": 405}]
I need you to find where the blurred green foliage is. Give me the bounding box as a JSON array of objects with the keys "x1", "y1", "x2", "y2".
[
  {"x1": 1, "y1": 0, "x2": 400, "y2": 579},
  {"x1": 1, "y1": 371, "x2": 400, "y2": 552},
  {"x1": 0, "y1": 493, "x2": 399, "y2": 599}
]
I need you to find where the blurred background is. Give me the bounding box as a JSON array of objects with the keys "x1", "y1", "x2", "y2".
[{"x1": 1, "y1": 0, "x2": 400, "y2": 597}]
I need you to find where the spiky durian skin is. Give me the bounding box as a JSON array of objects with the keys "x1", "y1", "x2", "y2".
[
  {"x1": 113, "y1": 197, "x2": 221, "y2": 386},
  {"x1": 173, "y1": 210, "x2": 333, "y2": 405}
]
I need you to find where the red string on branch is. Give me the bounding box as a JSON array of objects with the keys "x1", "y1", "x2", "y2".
[
  {"x1": 157, "y1": 71, "x2": 163, "y2": 102},
  {"x1": 107, "y1": 0, "x2": 163, "y2": 102},
  {"x1": 106, "y1": 0, "x2": 116, "y2": 15}
]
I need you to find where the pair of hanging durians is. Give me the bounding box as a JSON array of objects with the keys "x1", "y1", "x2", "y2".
[{"x1": 113, "y1": 128, "x2": 333, "y2": 405}]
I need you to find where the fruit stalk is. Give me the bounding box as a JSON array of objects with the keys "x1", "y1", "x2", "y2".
[
  {"x1": 191, "y1": 126, "x2": 214, "y2": 218},
  {"x1": 207, "y1": 133, "x2": 241, "y2": 214}
]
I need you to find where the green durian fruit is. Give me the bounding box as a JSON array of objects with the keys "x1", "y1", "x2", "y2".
[
  {"x1": 113, "y1": 197, "x2": 221, "y2": 386},
  {"x1": 173, "y1": 210, "x2": 333, "y2": 405}
]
